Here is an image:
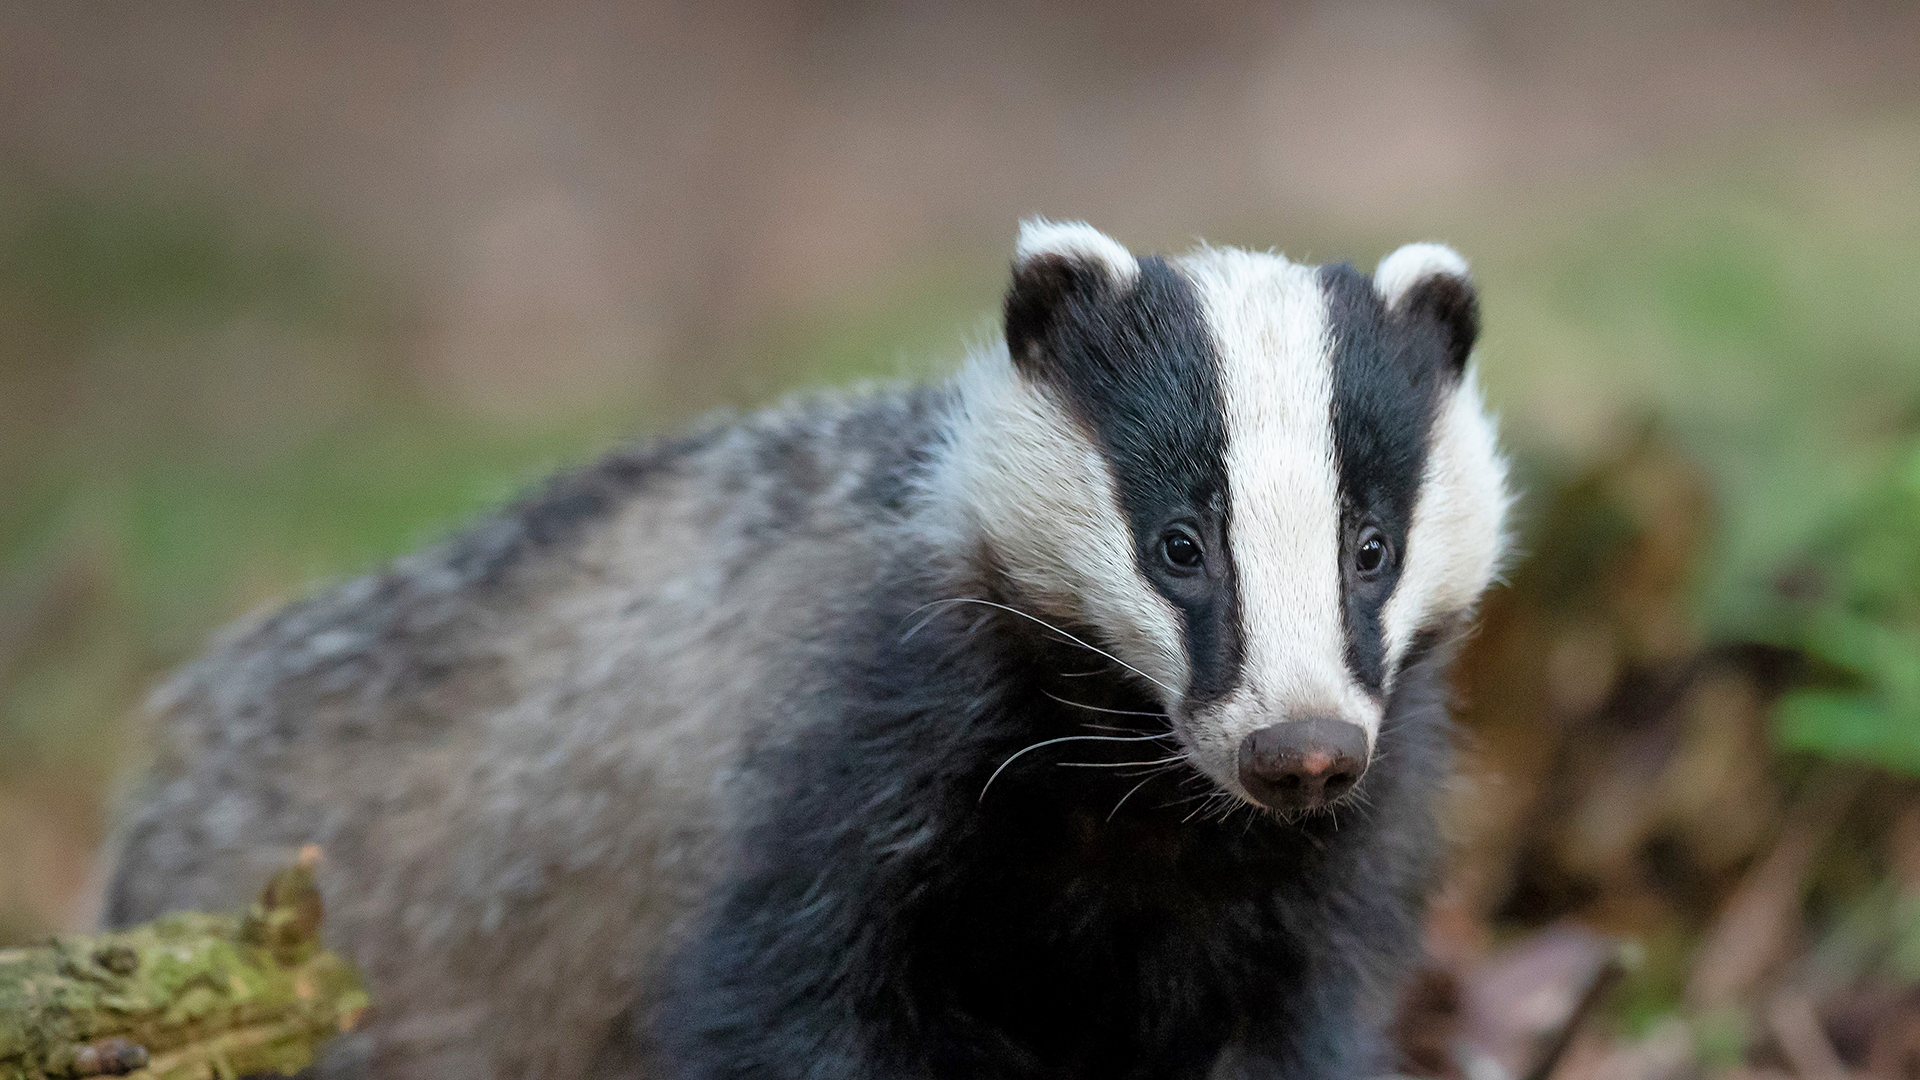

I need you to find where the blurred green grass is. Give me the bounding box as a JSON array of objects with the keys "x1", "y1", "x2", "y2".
[
  {"x1": 1, "y1": 118, "x2": 1917, "y2": 942},
  {"x1": 1467, "y1": 123, "x2": 1920, "y2": 636}
]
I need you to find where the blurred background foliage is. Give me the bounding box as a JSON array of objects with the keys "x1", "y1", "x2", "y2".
[
  {"x1": 3, "y1": 1, "x2": 1920, "y2": 1075},
  {"x1": 1763, "y1": 444, "x2": 1920, "y2": 775}
]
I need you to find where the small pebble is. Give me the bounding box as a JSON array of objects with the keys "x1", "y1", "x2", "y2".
[{"x1": 72, "y1": 1036, "x2": 149, "y2": 1077}]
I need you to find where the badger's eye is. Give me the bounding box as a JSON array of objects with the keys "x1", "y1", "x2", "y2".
[
  {"x1": 1355, "y1": 528, "x2": 1390, "y2": 578},
  {"x1": 1160, "y1": 529, "x2": 1204, "y2": 572}
]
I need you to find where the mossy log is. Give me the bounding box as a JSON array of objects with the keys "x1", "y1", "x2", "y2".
[{"x1": 0, "y1": 849, "x2": 367, "y2": 1080}]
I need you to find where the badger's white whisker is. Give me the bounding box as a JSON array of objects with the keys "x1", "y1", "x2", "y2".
[
  {"x1": 978, "y1": 733, "x2": 1168, "y2": 804},
  {"x1": 1041, "y1": 690, "x2": 1170, "y2": 720},
  {"x1": 1054, "y1": 754, "x2": 1189, "y2": 769},
  {"x1": 897, "y1": 605, "x2": 944, "y2": 643},
  {"x1": 1239, "y1": 806, "x2": 1263, "y2": 835},
  {"x1": 1182, "y1": 792, "x2": 1230, "y2": 824},
  {"x1": 1108, "y1": 773, "x2": 1164, "y2": 820},
  {"x1": 911, "y1": 598, "x2": 1179, "y2": 697},
  {"x1": 1339, "y1": 786, "x2": 1376, "y2": 817}
]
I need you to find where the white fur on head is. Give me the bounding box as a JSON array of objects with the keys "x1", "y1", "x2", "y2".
[
  {"x1": 1174, "y1": 246, "x2": 1384, "y2": 795},
  {"x1": 1379, "y1": 372, "x2": 1511, "y2": 681},
  {"x1": 1373, "y1": 242, "x2": 1469, "y2": 309},
  {"x1": 933, "y1": 346, "x2": 1189, "y2": 702},
  {"x1": 1015, "y1": 218, "x2": 1140, "y2": 284},
  {"x1": 1375, "y1": 241, "x2": 1506, "y2": 678}
]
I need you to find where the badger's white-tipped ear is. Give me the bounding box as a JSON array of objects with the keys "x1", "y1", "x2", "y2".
[
  {"x1": 1374, "y1": 241, "x2": 1479, "y2": 374},
  {"x1": 1374, "y1": 242, "x2": 1469, "y2": 308},
  {"x1": 1005, "y1": 219, "x2": 1138, "y2": 369},
  {"x1": 1014, "y1": 218, "x2": 1138, "y2": 284}
]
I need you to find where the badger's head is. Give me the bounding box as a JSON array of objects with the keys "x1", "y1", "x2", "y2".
[{"x1": 943, "y1": 220, "x2": 1509, "y2": 814}]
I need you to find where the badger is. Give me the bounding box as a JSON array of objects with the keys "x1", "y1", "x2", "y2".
[{"x1": 102, "y1": 220, "x2": 1509, "y2": 1080}]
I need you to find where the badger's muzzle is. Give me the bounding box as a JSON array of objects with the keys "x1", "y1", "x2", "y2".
[{"x1": 1235, "y1": 718, "x2": 1369, "y2": 812}]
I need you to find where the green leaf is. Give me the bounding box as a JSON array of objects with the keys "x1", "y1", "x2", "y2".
[{"x1": 1774, "y1": 689, "x2": 1920, "y2": 775}]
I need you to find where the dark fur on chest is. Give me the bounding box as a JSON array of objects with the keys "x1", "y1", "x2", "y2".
[{"x1": 654, "y1": 571, "x2": 1455, "y2": 1080}]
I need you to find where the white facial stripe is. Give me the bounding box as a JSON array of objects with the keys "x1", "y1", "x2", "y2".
[
  {"x1": 1380, "y1": 372, "x2": 1510, "y2": 677},
  {"x1": 1179, "y1": 249, "x2": 1384, "y2": 749},
  {"x1": 935, "y1": 347, "x2": 1189, "y2": 701}
]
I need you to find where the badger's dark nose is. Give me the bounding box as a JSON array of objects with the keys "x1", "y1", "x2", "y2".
[{"x1": 1236, "y1": 719, "x2": 1369, "y2": 812}]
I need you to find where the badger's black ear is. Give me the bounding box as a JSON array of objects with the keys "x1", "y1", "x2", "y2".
[
  {"x1": 1004, "y1": 219, "x2": 1138, "y2": 371},
  {"x1": 1374, "y1": 242, "x2": 1478, "y2": 376}
]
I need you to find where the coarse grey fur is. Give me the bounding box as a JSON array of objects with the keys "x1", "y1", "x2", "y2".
[{"x1": 104, "y1": 386, "x2": 956, "y2": 1078}]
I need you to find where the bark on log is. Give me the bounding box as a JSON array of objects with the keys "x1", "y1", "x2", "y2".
[{"x1": 0, "y1": 848, "x2": 367, "y2": 1080}]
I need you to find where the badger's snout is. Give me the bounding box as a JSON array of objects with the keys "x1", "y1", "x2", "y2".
[{"x1": 1235, "y1": 719, "x2": 1369, "y2": 812}]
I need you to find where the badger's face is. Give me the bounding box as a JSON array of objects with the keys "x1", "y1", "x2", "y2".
[{"x1": 947, "y1": 220, "x2": 1508, "y2": 813}]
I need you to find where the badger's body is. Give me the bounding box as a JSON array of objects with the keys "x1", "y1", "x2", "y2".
[{"x1": 104, "y1": 223, "x2": 1509, "y2": 1080}]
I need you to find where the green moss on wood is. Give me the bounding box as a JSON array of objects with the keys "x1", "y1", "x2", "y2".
[{"x1": 0, "y1": 851, "x2": 367, "y2": 1079}]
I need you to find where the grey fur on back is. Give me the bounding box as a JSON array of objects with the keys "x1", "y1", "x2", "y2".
[{"x1": 103, "y1": 385, "x2": 956, "y2": 1079}]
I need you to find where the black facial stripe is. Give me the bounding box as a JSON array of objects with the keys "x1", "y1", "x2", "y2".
[
  {"x1": 1321, "y1": 263, "x2": 1451, "y2": 692},
  {"x1": 1006, "y1": 256, "x2": 1243, "y2": 703}
]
